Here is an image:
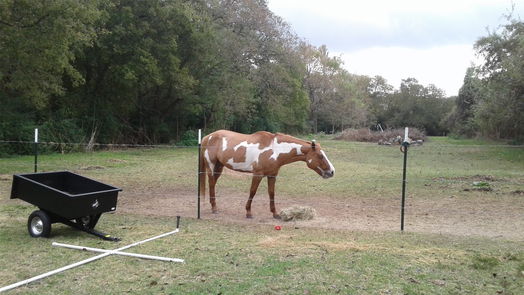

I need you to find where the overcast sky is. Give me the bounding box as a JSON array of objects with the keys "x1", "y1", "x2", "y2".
[{"x1": 267, "y1": 0, "x2": 523, "y2": 96}]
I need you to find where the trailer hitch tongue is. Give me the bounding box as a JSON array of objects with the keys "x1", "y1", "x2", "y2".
[{"x1": 103, "y1": 234, "x2": 121, "y2": 242}]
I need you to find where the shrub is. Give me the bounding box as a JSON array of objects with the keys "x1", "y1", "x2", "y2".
[
  {"x1": 40, "y1": 119, "x2": 87, "y2": 153},
  {"x1": 0, "y1": 116, "x2": 38, "y2": 156},
  {"x1": 177, "y1": 130, "x2": 199, "y2": 146}
]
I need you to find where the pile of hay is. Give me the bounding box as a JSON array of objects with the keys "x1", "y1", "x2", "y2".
[{"x1": 279, "y1": 205, "x2": 316, "y2": 221}]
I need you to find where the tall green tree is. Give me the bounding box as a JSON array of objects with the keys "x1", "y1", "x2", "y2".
[
  {"x1": 382, "y1": 78, "x2": 452, "y2": 135},
  {"x1": 448, "y1": 67, "x2": 482, "y2": 136},
  {"x1": 473, "y1": 17, "x2": 524, "y2": 139},
  {"x1": 319, "y1": 72, "x2": 370, "y2": 133},
  {"x1": 0, "y1": 0, "x2": 101, "y2": 150},
  {"x1": 203, "y1": 0, "x2": 309, "y2": 133},
  {"x1": 301, "y1": 44, "x2": 342, "y2": 133},
  {"x1": 70, "y1": 0, "x2": 202, "y2": 142},
  {"x1": 0, "y1": 0, "x2": 100, "y2": 108},
  {"x1": 367, "y1": 75, "x2": 394, "y2": 129}
]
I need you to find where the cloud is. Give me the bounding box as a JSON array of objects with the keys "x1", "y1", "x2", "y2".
[
  {"x1": 269, "y1": 0, "x2": 515, "y2": 51},
  {"x1": 267, "y1": 0, "x2": 521, "y2": 95}
]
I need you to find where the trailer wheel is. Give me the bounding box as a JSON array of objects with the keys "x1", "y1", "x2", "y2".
[
  {"x1": 76, "y1": 215, "x2": 97, "y2": 229},
  {"x1": 28, "y1": 210, "x2": 51, "y2": 238}
]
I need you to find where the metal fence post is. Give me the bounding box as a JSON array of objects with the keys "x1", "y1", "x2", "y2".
[
  {"x1": 400, "y1": 127, "x2": 410, "y2": 232},
  {"x1": 34, "y1": 128, "x2": 38, "y2": 173},
  {"x1": 197, "y1": 129, "x2": 202, "y2": 219}
]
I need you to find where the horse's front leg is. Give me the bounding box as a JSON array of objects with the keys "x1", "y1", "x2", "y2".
[
  {"x1": 267, "y1": 176, "x2": 280, "y2": 219},
  {"x1": 246, "y1": 175, "x2": 263, "y2": 218}
]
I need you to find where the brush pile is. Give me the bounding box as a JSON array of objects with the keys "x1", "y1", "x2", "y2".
[{"x1": 335, "y1": 128, "x2": 426, "y2": 144}]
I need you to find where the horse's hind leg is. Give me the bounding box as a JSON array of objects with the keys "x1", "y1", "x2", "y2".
[
  {"x1": 245, "y1": 175, "x2": 263, "y2": 218},
  {"x1": 208, "y1": 163, "x2": 223, "y2": 214},
  {"x1": 267, "y1": 176, "x2": 280, "y2": 219}
]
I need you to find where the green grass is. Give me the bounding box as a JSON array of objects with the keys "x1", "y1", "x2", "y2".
[
  {"x1": 0, "y1": 137, "x2": 523, "y2": 294},
  {"x1": 426, "y1": 136, "x2": 504, "y2": 145},
  {"x1": 1, "y1": 138, "x2": 522, "y2": 199},
  {"x1": 0, "y1": 211, "x2": 522, "y2": 294}
]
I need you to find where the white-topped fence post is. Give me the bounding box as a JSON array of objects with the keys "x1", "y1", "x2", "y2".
[
  {"x1": 197, "y1": 129, "x2": 202, "y2": 219},
  {"x1": 34, "y1": 128, "x2": 38, "y2": 173},
  {"x1": 400, "y1": 127, "x2": 410, "y2": 231}
]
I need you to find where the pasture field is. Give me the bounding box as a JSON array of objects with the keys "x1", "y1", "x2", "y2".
[{"x1": 0, "y1": 137, "x2": 523, "y2": 294}]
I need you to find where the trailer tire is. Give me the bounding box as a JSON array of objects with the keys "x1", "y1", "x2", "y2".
[{"x1": 28, "y1": 210, "x2": 51, "y2": 238}]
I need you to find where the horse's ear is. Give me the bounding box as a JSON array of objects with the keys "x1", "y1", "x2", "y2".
[{"x1": 311, "y1": 139, "x2": 316, "y2": 150}]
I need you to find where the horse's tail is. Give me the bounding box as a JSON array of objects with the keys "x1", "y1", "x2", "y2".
[{"x1": 199, "y1": 143, "x2": 206, "y2": 201}]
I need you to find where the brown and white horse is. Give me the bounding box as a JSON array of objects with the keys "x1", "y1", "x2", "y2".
[{"x1": 199, "y1": 130, "x2": 335, "y2": 218}]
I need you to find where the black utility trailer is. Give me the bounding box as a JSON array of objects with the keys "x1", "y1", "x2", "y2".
[{"x1": 10, "y1": 171, "x2": 122, "y2": 241}]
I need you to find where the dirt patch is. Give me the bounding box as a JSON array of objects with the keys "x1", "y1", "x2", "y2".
[
  {"x1": 463, "y1": 187, "x2": 493, "y2": 192},
  {"x1": 79, "y1": 165, "x2": 105, "y2": 170},
  {"x1": 117, "y1": 186, "x2": 524, "y2": 241},
  {"x1": 0, "y1": 174, "x2": 11, "y2": 181},
  {"x1": 432, "y1": 175, "x2": 501, "y2": 182}
]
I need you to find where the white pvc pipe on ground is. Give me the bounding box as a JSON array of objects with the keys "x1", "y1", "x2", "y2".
[
  {"x1": 0, "y1": 228, "x2": 181, "y2": 293},
  {"x1": 52, "y1": 242, "x2": 184, "y2": 263},
  {"x1": 0, "y1": 251, "x2": 112, "y2": 293}
]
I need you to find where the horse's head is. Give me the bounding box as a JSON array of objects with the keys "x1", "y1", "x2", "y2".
[{"x1": 305, "y1": 140, "x2": 335, "y2": 179}]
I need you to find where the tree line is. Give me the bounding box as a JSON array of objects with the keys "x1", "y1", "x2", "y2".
[{"x1": 1, "y1": 0, "x2": 522, "y2": 153}]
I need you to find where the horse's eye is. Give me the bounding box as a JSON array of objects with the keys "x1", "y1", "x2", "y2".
[{"x1": 319, "y1": 154, "x2": 324, "y2": 160}]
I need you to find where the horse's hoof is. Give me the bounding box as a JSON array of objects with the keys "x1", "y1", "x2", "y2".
[
  {"x1": 246, "y1": 214, "x2": 253, "y2": 219},
  {"x1": 273, "y1": 214, "x2": 281, "y2": 220},
  {"x1": 212, "y1": 209, "x2": 218, "y2": 214}
]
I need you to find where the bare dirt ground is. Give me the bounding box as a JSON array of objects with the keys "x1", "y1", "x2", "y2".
[
  {"x1": 2, "y1": 170, "x2": 522, "y2": 241},
  {"x1": 119, "y1": 186, "x2": 524, "y2": 242}
]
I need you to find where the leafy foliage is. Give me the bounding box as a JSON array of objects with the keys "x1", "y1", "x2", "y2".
[
  {"x1": 449, "y1": 15, "x2": 524, "y2": 141},
  {"x1": 0, "y1": 0, "x2": 100, "y2": 108},
  {"x1": 0, "y1": 0, "x2": 521, "y2": 153},
  {"x1": 364, "y1": 77, "x2": 454, "y2": 135}
]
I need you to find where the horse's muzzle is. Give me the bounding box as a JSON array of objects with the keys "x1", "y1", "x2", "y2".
[{"x1": 323, "y1": 170, "x2": 334, "y2": 179}]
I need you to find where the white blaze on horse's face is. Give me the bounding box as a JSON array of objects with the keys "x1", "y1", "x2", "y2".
[
  {"x1": 306, "y1": 146, "x2": 335, "y2": 179},
  {"x1": 320, "y1": 150, "x2": 335, "y2": 178}
]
